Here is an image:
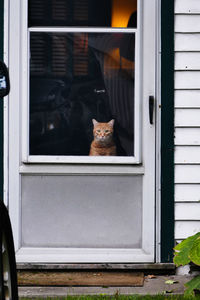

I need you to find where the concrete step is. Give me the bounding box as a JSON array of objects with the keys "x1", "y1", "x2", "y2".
[{"x1": 18, "y1": 275, "x2": 191, "y2": 298}]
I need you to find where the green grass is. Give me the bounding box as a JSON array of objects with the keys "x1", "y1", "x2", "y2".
[{"x1": 20, "y1": 295, "x2": 200, "y2": 300}]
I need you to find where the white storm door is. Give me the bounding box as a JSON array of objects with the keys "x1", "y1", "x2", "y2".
[{"x1": 6, "y1": 0, "x2": 157, "y2": 263}]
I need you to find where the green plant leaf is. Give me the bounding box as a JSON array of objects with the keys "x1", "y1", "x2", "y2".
[
  {"x1": 184, "y1": 275, "x2": 200, "y2": 296},
  {"x1": 173, "y1": 232, "x2": 200, "y2": 266},
  {"x1": 189, "y1": 236, "x2": 200, "y2": 266}
]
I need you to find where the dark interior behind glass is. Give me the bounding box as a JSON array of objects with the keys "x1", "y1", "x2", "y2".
[
  {"x1": 29, "y1": 32, "x2": 135, "y2": 156},
  {"x1": 28, "y1": 0, "x2": 137, "y2": 28}
]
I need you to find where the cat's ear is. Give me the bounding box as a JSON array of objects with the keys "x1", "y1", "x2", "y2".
[
  {"x1": 108, "y1": 119, "x2": 115, "y2": 127},
  {"x1": 92, "y1": 119, "x2": 98, "y2": 127}
]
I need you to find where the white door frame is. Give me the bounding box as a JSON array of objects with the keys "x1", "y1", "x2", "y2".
[{"x1": 4, "y1": 0, "x2": 161, "y2": 263}]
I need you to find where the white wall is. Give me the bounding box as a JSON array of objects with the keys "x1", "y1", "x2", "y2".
[{"x1": 175, "y1": 0, "x2": 200, "y2": 241}]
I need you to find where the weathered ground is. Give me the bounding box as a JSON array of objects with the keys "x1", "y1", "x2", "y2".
[{"x1": 18, "y1": 275, "x2": 192, "y2": 298}]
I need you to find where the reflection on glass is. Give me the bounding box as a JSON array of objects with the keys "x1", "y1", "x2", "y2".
[
  {"x1": 30, "y1": 33, "x2": 135, "y2": 156},
  {"x1": 28, "y1": 0, "x2": 137, "y2": 28}
]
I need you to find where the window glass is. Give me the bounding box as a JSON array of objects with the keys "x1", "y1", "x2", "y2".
[
  {"x1": 28, "y1": 0, "x2": 137, "y2": 28},
  {"x1": 29, "y1": 32, "x2": 135, "y2": 156}
]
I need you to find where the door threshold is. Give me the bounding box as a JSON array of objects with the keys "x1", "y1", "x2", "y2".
[{"x1": 17, "y1": 263, "x2": 175, "y2": 273}]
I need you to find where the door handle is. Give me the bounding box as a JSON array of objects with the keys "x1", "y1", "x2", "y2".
[{"x1": 149, "y1": 96, "x2": 154, "y2": 125}]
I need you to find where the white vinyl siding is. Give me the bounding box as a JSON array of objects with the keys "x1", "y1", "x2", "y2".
[
  {"x1": 175, "y1": 90, "x2": 200, "y2": 108},
  {"x1": 175, "y1": 184, "x2": 200, "y2": 202},
  {"x1": 175, "y1": 34, "x2": 200, "y2": 51},
  {"x1": 175, "y1": 109, "x2": 200, "y2": 127},
  {"x1": 175, "y1": 165, "x2": 200, "y2": 183},
  {"x1": 175, "y1": 72, "x2": 200, "y2": 89},
  {"x1": 175, "y1": 15, "x2": 200, "y2": 32},
  {"x1": 175, "y1": 0, "x2": 200, "y2": 14},
  {"x1": 175, "y1": 146, "x2": 200, "y2": 164},
  {"x1": 175, "y1": 0, "x2": 200, "y2": 241},
  {"x1": 175, "y1": 202, "x2": 200, "y2": 220},
  {"x1": 175, "y1": 128, "x2": 200, "y2": 145},
  {"x1": 175, "y1": 221, "x2": 200, "y2": 240},
  {"x1": 175, "y1": 53, "x2": 200, "y2": 70}
]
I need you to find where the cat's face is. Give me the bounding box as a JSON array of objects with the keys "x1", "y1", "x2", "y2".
[{"x1": 92, "y1": 119, "x2": 114, "y2": 143}]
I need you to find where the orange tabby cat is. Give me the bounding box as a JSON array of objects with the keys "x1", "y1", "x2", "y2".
[{"x1": 89, "y1": 119, "x2": 116, "y2": 156}]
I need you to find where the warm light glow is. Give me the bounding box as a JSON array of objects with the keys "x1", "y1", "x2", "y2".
[
  {"x1": 104, "y1": 49, "x2": 120, "y2": 73},
  {"x1": 104, "y1": 48, "x2": 134, "y2": 74},
  {"x1": 112, "y1": 0, "x2": 137, "y2": 28}
]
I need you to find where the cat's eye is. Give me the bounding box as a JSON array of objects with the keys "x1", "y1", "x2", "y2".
[
  {"x1": 105, "y1": 130, "x2": 109, "y2": 133},
  {"x1": 97, "y1": 130, "x2": 101, "y2": 133}
]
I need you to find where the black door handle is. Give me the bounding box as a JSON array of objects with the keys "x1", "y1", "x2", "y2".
[{"x1": 149, "y1": 96, "x2": 154, "y2": 125}]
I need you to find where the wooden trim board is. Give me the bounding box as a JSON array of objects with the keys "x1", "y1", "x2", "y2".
[
  {"x1": 18, "y1": 271, "x2": 144, "y2": 287},
  {"x1": 161, "y1": 0, "x2": 175, "y2": 262}
]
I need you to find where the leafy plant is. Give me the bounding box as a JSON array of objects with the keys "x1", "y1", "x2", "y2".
[{"x1": 173, "y1": 232, "x2": 200, "y2": 296}]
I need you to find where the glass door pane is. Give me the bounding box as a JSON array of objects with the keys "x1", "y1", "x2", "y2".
[
  {"x1": 30, "y1": 32, "x2": 136, "y2": 156},
  {"x1": 28, "y1": 0, "x2": 137, "y2": 28}
]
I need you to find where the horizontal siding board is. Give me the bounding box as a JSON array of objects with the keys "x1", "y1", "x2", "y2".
[
  {"x1": 175, "y1": 146, "x2": 200, "y2": 163},
  {"x1": 175, "y1": 202, "x2": 200, "y2": 220},
  {"x1": 175, "y1": 34, "x2": 200, "y2": 51},
  {"x1": 175, "y1": 71, "x2": 200, "y2": 89},
  {"x1": 175, "y1": 221, "x2": 200, "y2": 239},
  {"x1": 175, "y1": 109, "x2": 200, "y2": 127},
  {"x1": 175, "y1": 128, "x2": 200, "y2": 145},
  {"x1": 175, "y1": 52, "x2": 200, "y2": 70},
  {"x1": 174, "y1": 2, "x2": 200, "y2": 243},
  {"x1": 175, "y1": 90, "x2": 200, "y2": 108},
  {"x1": 175, "y1": 0, "x2": 200, "y2": 14},
  {"x1": 175, "y1": 184, "x2": 200, "y2": 202},
  {"x1": 175, "y1": 15, "x2": 200, "y2": 33},
  {"x1": 175, "y1": 165, "x2": 200, "y2": 183}
]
